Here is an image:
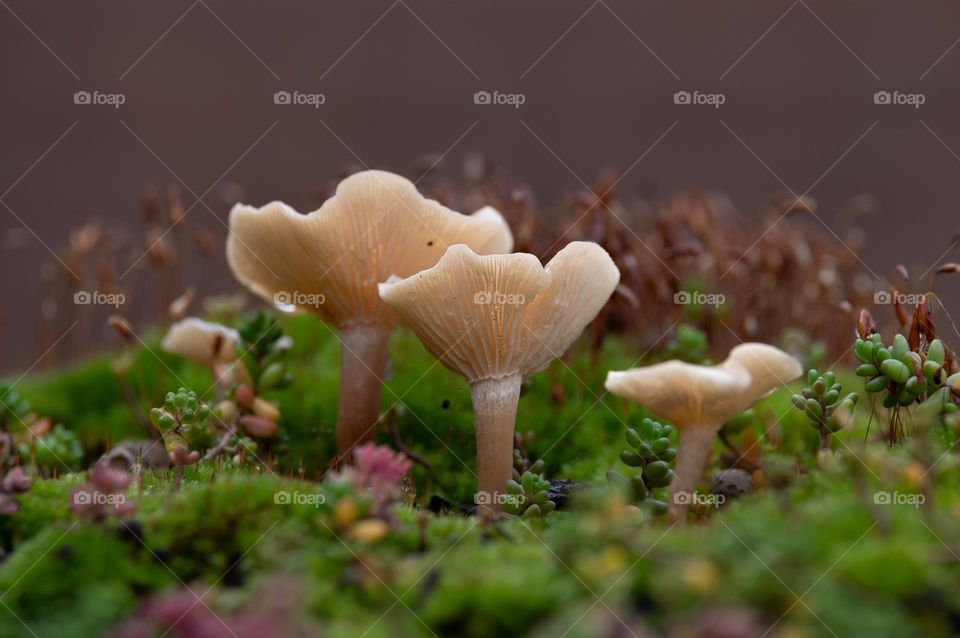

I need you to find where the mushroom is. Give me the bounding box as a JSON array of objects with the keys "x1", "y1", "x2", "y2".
[
  {"x1": 227, "y1": 170, "x2": 513, "y2": 457},
  {"x1": 605, "y1": 343, "x2": 802, "y2": 523},
  {"x1": 379, "y1": 242, "x2": 619, "y2": 513},
  {"x1": 161, "y1": 317, "x2": 243, "y2": 387}
]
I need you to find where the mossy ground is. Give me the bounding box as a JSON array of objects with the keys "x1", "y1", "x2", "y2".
[{"x1": 1, "y1": 315, "x2": 959, "y2": 637}]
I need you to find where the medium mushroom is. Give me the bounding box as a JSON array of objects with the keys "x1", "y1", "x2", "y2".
[
  {"x1": 161, "y1": 317, "x2": 243, "y2": 387},
  {"x1": 604, "y1": 343, "x2": 801, "y2": 523},
  {"x1": 379, "y1": 242, "x2": 619, "y2": 514},
  {"x1": 226, "y1": 170, "x2": 513, "y2": 458}
]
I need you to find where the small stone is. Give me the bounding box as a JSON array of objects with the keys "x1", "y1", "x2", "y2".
[{"x1": 710, "y1": 469, "x2": 753, "y2": 499}]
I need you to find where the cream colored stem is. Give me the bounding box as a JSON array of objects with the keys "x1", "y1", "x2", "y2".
[
  {"x1": 471, "y1": 373, "x2": 522, "y2": 517},
  {"x1": 667, "y1": 425, "x2": 719, "y2": 525},
  {"x1": 336, "y1": 325, "x2": 392, "y2": 459}
]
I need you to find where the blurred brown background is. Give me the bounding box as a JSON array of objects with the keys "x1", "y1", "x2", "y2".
[{"x1": 2, "y1": 0, "x2": 960, "y2": 371}]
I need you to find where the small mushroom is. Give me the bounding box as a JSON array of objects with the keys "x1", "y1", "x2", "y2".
[
  {"x1": 379, "y1": 242, "x2": 619, "y2": 513},
  {"x1": 161, "y1": 318, "x2": 242, "y2": 387},
  {"x1": 227, "y1": 170, "x2": 513, "y2": 457},
  {"x1": 605, "y1": 343, "x2": 801, "y2": 523}
]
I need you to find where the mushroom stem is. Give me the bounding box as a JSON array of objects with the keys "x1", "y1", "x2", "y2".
[
  {"x1": 336, "y1": 324, "x2": 392, "y2": 458},
  {"x1": 667, "y1": 425, "x2": 719, "y2": 524},
  {"x1": 471, "y1": 373, "x2": 522, "y2": 516}
]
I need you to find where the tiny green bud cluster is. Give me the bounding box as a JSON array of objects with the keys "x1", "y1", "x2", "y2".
[
  {"x1": 150, "y1": 388, "x2": 214, "y2": 452},
  {"x1": 791, "y1": 369, "x2": 858, "y2": 448},
  {"x1": 503, "y1": 470, "x2": 556, "y2": 518},
  {"x1": 608, "y1": 417, "x2": 677, "y2": 512}
]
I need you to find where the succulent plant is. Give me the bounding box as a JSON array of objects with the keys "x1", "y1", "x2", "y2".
[
  {"x1": 791, "y1": 369, "x2": 858, "y2": 450},
  {"x1": 150, "y1": 387, "x2": 214, "y2": 451},
  {"x1": 607, "y1": 417, "x2": 677, "y2": 514},
  {"x1": 855, "y1": 334, "x2": 956, "y2": 407},
  {"x1": 854, "y1": 333, "x2": 960, "y2": 443},
  {"x1": 0, "y1": 384, "x2": 30, "y2": 430},
  {"x1": 503, "y1": 470, "x2": 556, "y2": 518},
  {"x1": 18, "y1": 423, "x2": 83, "y2": 475}
]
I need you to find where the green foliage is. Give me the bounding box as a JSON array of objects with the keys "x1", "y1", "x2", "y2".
[
  {"x1": 235, "y1": 312, "x2": 292, "y2": 393},
  {"x1": 2, "y1": 315, "x2": 960, "y2": 637},
  {"x1": 664, "y1": 324, "x2": 710, "y2": 363}
]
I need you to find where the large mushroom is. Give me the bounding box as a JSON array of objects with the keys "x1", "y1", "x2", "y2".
[
  {"x1": 605, "y1": 343, "x2": 802, "y2": 523},
  {"x1": 226, "y1": 170, "x2": 513, "y2": 458},
  {"x1": 379, "y1": 242, "x2": 619, "y2": 514}
]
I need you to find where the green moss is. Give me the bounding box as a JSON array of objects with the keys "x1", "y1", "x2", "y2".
[{"x1": 0, "y1": 314, "x2": 958, "y2": 637}]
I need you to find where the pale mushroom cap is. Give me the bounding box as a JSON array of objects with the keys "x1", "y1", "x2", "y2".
[
  {"x1": 226, "y1": 170, "x2": 514, "y2": 329},
  {"x1": 378, "y1": 242, "x2": 620, "y2": 382},
  {"x1": 604, "y1": 342, "x2": 802, "y2": 428},
  {"x1": 161, "y1": 318, "x2": 238, "y2": 368},
  {"x1": 725, "y1": 342, "x2": 804, "y2": 399}
]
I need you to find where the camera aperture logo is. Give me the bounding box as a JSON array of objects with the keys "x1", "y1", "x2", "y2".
[
  {"x1": 674, "y1": 90, "x2": 725, "y2": 108},
  {"x1": 274, "y1": 290, "x2": 325, "y2": 308},
  {"x1": 873, "y1": 90, "x2": 925, "y2": 108},
  {"x1": 473, "y1": 90, "x2": 525, "y2": 109},
  {"x1": 74, "y1": 290, "x2": 125, "y2": 308},
  {"x1": 473, "y1": 290, "x2": 525, "y2": 307},
  {"x1": 74, "y1": 90, "x2": 126, "y2": 109},
  {"x1": 874, "y1": 290, "x2": 924, "y2": 306},
  {"x1": 672, "y1": 491, "x2": 725, "y2": 508},
  {"x1": 274, "y1": 90, "x2": 326, "y2": 108},
  {"x1": 73, "y1": 489, "x2": 126, "y2": 506},
  {"x1": 874, "y1": 490, "x2": 924, "y2": 508},
  {"x1": 274, "y1": 490, "x2": 326, "y2": 507},
  {"x1": 673, "y1": 291, "x2": 724, "y2": 308},
  {"x1": 474, "y1": 491, "x2": 525, "y2": 507}
]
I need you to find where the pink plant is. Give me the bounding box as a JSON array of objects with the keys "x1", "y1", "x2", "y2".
[
  {"x1": 71, "y1": 463, "x2": 136, "y2": 521},
  {"x1": 352, "y1": 442, "x2": 412, "y2": 505},
  {"x1": 353, "y1": 442, "x2": 412, "y2": 487},
  {"x1": 113, "y1": 580, "x2": 311, "y2": 638},
  {"x1": 0, "y1": 466, "x2": 31, "y2": 515}
]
